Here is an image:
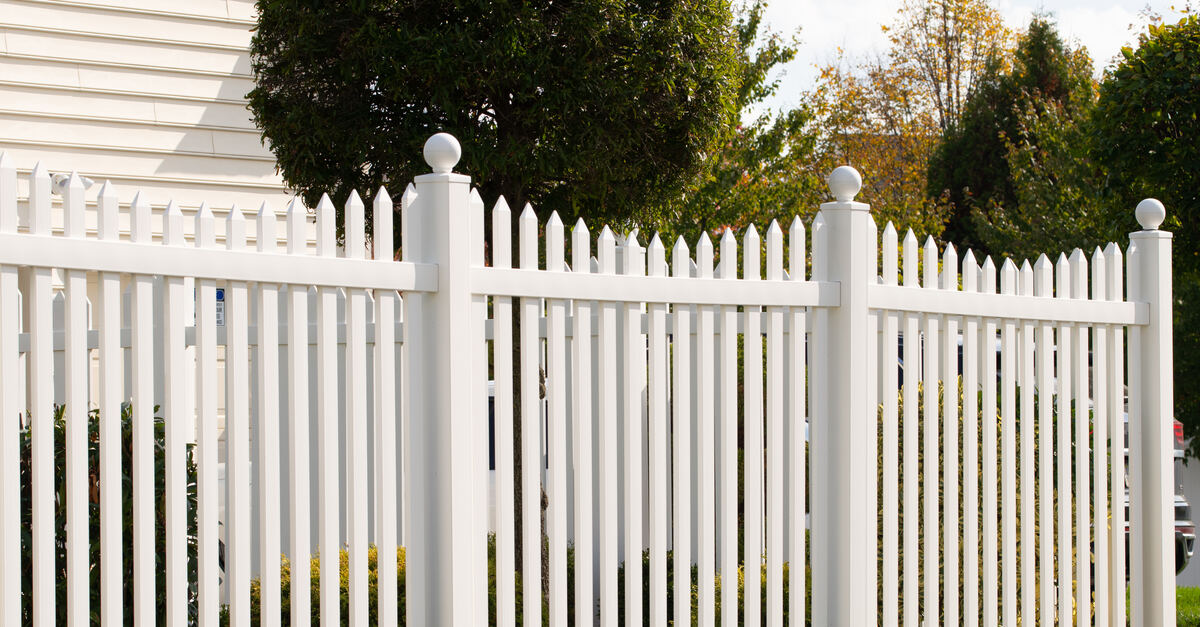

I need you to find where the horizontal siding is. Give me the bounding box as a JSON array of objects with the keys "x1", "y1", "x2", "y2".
[
  {"x1": 2, "y1": 1, "x2": 252, "y2": 47},
  {"x1": 0, "y1": 0, "x2": 289, "y2": 214},
  {"x1": 0, "y1": 83, "x2": 259, "y2": 130}
]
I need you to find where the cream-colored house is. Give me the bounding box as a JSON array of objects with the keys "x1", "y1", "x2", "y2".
[{"x1": 0, "y1": 0, "x2": 292, "y2": 221}]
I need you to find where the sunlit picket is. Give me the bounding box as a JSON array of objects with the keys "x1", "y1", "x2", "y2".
[{"x1": 0, "y1": 134, "x2": 1176, "y2": 626}]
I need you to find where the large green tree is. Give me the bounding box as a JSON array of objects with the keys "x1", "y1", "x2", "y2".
[
  {"x1": 1091, "y1": 14, "x2": 1200, "y2": 453},
  {"x1": 248, "y1": 0, "x2": 741, "y2": 242},
  {"x1": 926, "y1": 15, "x2": 1094, "y2": 252}
]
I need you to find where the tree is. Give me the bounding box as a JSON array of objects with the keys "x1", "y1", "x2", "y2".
[
  {"x1": 640, "y1": 2, "x2": 825, "y2": 244},
  {"x1": 248, "y1": 0, "x2": 741, "y2": 242},
  {"x1": 801, "y1": 0, "x2": 1011, "y2": 239},
  {"x1": 927, "y1": 15, "x2": 1096, "y2": 252},
  {"x1": 884, "y1": 0, "x2": 1011, "y2": 132},
  {"x1": 1091, "y1": 13, "x2": 1200, "y2": 453}
]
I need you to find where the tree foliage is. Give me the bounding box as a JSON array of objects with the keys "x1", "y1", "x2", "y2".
[
  {"x1": 248, "y1": 0, "x2": 741, "y2": 241},
  {"x1": 928, "y1": 15, "x2": 1097, "y2": 253},
  {"x1": 802, "y1": 0, "x2": 1011, "y2": 239},
  {"x1": 641, "y1": 2, "x2": 825, "y2": 244},
  {"x1": 1091, "y1": 13, "x2": 1200, "y2": 454}
]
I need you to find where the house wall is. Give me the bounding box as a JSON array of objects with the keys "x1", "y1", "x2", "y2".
[{"x1": 0, "y1": 0, "x2": 293, "y2": 217}]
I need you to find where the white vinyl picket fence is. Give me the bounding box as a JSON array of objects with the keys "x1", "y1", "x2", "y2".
[{"x1": 0, "y1": 133, "x2": 1177, "y2": 627}]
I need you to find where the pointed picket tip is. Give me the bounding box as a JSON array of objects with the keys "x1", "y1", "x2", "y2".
[
  {"x1": 1104, "y1": 242, "x2": 1123, "y2": 261},
  {"x1": 625, "y1": 227, "x2": 641, "y2": 247},
  {"x1": 229, "y1": 204, "x2": 246, "y2": 224},
  {"x1": 29, "y1": 161, "x2": 48, "y2": 180},
  {"x1": 256, "y1": 200, "x2": 273, "y2": 220},
  {"x1": 0, "y1": 152, "x2": 11, "y2": 169},
  {"x1": 790, "y1": 215, "x2": 804, "y2": 234},
  {"x1": 285, "y1": 197, "x2": 305, "y2": 219},
  {"x1": 1034, "y1": 253, "x2": 1052, "y2": 271},
  {"x1": 673, "y1": 234, "x2": 690, "y2": 254},
  {"x1": 766, "y1": 219, "x2": 782, "y2": 238},
  {"x1": 982, "y1": 256, "x2": 996, "y2": 272},
  {"x1": 163, "y1": 200, "x2": 184, "y2": 245},
  {"x1": 1001, "y1": 258, "x2": 1017, "y2": 272},
  {"x1": 923, "y1": 235, "x2": 938, "y2": 250},
  {"x1": 1069, "y1": 247, "x2": 1086, "y2": 263},
  {"x1": 902, "y1": 228, "x2": 918, "y2": 246},
  {"x1": 197, "y1": 201, "x2": 214, "y2": 221},
  {"x1": 374, "y1": 185, "x2": 392, "y2": 205},
  {"x1": 1056, "y1": 251, "x2": 1069, "y2": 265},
  {"x1": 720, "y1": 227, "x2": 737, "y2": 249},
  {"x1": 65, "y1": 170, "x2": 85, "y2": 190},
  {"x1": 493, "y1": 195, "x2": 511, "y2": 215},
  {"x1": 963, "y1": 249, "x2": 978, "y2": 268},
  {"x1": 547, "y1": 210, "x2": 563, "y2": 229},
  {"x1": 698, "y1": 231, "x2": 713, "y2": 250},
  {"x1": 598, "y1": 224, "x2": 616, "y2": 243},
  {"x1": 1092, "y1": 246, "x2": 1105, "y2": 262},
  {"x1": 648, "y1": 232, "x2": 664, "y2": 253},
  {"x1": 518, "y1": 202, "x2": 537, "y2": 222},
  {"x1": 883, "y1": 221, "x2": 897, "y2": 237},
  {"x1": 316, "y1": 193, "x2": 335, "y2": 216},
  {"x1": 130, "y1": 190, "x2": 149, "y2": 208},
  {"x1": 1021, "y1": 259, "x2": 1033, "y2": 272},
  {"x1": 401, "y1": 183, "x2": 418, "y2": 208},
  {"x1": 812, "y1": 211, "x2": 825, "y2": 228},
  {"x1": 573, "y1": 216, "x2": 587, "y2": 232},
  {"x1": 98, "y1": 179, "x2": 116, "y2": 199}
]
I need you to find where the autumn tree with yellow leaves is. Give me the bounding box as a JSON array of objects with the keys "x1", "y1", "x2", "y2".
[{"x1": 804, "y1": 0, "x2": 1012, "y2": 238}]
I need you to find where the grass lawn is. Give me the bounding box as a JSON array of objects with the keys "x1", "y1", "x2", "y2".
[{"x1": 1180, "y1": 587, "x2": 1200, "y2": 626}]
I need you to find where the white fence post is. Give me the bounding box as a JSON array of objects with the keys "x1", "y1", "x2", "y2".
[
  {"x1": 811, "y1": 166, "x2": 877, "y2": 625},
  {"x1": 1129, "y1": 198, "x2": 1175, "y2": 626},
  {"x1": 405, "y1": 133, "x2": 488, "y2": 626}
]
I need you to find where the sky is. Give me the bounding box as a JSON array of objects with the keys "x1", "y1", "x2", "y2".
[{"x1": 756, "y1": 0, "x2": 1191, "y2": 115}]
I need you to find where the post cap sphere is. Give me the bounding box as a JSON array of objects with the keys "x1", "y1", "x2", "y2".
[
  {"x1": 1136, "y1": 198, "x2": 1166, "y2": 230},
  {"x1": 828, "y1": 165, "x2": 862, "y2": 202},
  {"x1": 423, "y1": 133, "x2": 461, "y2": 174}
]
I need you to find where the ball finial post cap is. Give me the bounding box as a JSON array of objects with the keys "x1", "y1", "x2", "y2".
[
  {"x1": 1136, "y1": 198, "x2": 1166, "y2": 230},
  {"x1": 828, "y1": 165, "x2": 862, "y2": 202},
  {"x1": 423, "y1": 133, "x2": 461, "y2": 174}
]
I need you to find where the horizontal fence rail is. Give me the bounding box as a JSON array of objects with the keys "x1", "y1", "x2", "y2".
[{"x1": 0, "y1": 135, "x2": 1177, "y2": 626}]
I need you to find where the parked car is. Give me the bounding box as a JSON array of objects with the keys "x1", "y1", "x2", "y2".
[{"x1": 1123, "y1": 416, "x2": 1195, "y2": 574}]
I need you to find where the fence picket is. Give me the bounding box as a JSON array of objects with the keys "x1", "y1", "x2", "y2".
[
  {"x1": 647, "y1": 234, "x2": 669, "y2": 627},
  {"x1": 284, "y1": 198, "x2": 312, "y2": 627},
  {"x1": 196, "y1": 202, "x2": 220, "y2": 627},
  {"x1": 494, "y1": 198, "x2": 516, "y2": 627},
  {"x1": 672, "y1": 235, "x2": 694, "y2": 627},
  {"x1": 743, "y1": 223, "x2": 763, "y2": 627},
  {"x1": 255, "y1": 201, "x2": 283, "y2": 627},
  {"x1": 344, "y1": 190, "x2": 370, "y2": 627},
  {"x1": 315, "y1": 193, "x2": 341, "y2": 627},
  {"x1": 571, "y1": 217, "x2": 595, "y2": 627},
  {"x1": 1070, "y1": 248, "x2": 1090, "y2": 624},
  {"x1": 717, "y1": 229, "x2": 738, "y2": 627},
  {"x1": 61, "y1": 172, "x2": 88, "y2": 627},
  {"x1": 880, "y1": 223, "x2": 899, "y2": 627},
  {"x1": 1034, "y1": 255, "x2": 1054, "y2": 625},
  {"x1": 786, "y1": 216, "x2": 807, "y2": 627},
  {"x1": 162, "y1": 199, "x2": 188, "y2": 626},
  {"x1": 765, "y1": 222, "x2": 785, "y2": 627},
  {"x1": 621, "y1": 228, "x2": 646, "y2": 627},
  {"x1": 1055, "y1": 252, "x2": 1073, "y2": 624},
  {"x1": 1106, "y1": 242, "x2": 1127, "y2": 627},
  {"x1": 1018, "y1": 260, "x2": 1036, "y2": 624},
  {"x1": 962, "y1": 251, "x2": 980, "y2": 623},
  {"x1": 693, "y1": 233, "x2": 716, "y2": 627},
  {"x1": 981, "y1": 256, "x2": 998, "y2": 627},
  {"x1": 373, "y1": 187, "x2": 399, "y2": 627},
  {"x1": 129, "y1": 188, "x2": 156, "y2": 627},
  {"x1": 518, "y1": 204, "x2": 544, "y2": 627},
  {"x1": 922, "y1": 236, "x2": 941, "y2": 625},
  {"x1": 1001, "y1": 259, "x2": 1018, "y2": 627},
  {"x1": 597, "y1": 227, "x2": 619, "y2": 627},
  {"x1": 547, "y1": 211, "x2": 569, "y2": 627},
  {"x1": 0, "y1": 153, "x2": 15, "y2": 627},
  {"x1": 942, "y1": 243, "x2": 960, "y2": 627},
  {"x1": 227, "y1": 204, "x2": 252, "y2": 627},
  {"x1": 1091, "y1": 247, "x2": 1109, "y2": 627},
  {"x1": 901, "y1": 228, "x2": 919, "y2": 627}
]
